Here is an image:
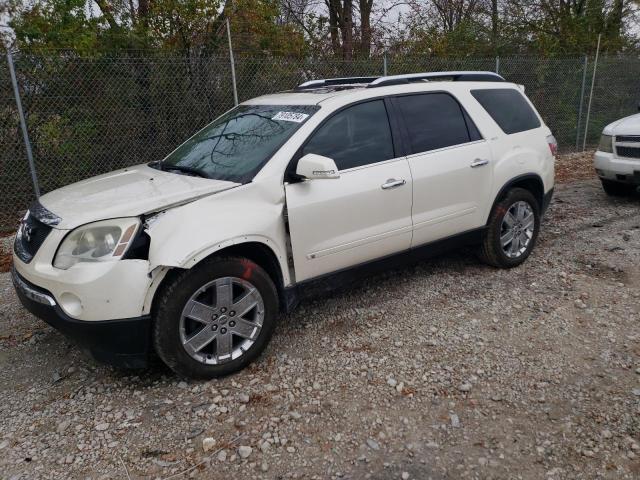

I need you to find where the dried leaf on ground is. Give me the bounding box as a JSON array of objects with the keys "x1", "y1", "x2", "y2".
[
  {"x1": 0, "y1": 254, "x2": 11, "y2": 273},
  {"x1": 556, "y1": 151, "x2": 596, "y2": 183}
]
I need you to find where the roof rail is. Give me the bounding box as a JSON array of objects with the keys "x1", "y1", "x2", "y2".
[
  {"x1": 367, "y1": 71, "x2": 505, "y2": 88},
  {"x1": 296, "y1": 76, "x2": 379, "y2": 90},
  {"x1": 295, "y1": 71, "x2": 505, "y2": 91}
]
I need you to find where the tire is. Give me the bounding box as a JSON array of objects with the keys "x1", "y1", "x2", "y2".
[
  {"x1": 601, "y1": 179, "x2": 635, "y2": 197},
  {"x1": 479, "y1": 187, "x2": 540, "y2": 268},
  {"x1": 153, "y1": 256, "x2": 278, "y2": 379}
]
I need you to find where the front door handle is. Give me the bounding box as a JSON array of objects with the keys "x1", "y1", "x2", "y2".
[
  {"x1": 381, "y1": 178, "x2": 406, "y2": 190},
  {"x1": 470, "y1": 159, "x2": 490, "y2": 168}
]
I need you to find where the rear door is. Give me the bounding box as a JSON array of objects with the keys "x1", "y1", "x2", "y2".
[
  {"x1": 392, "y1": 92, "x2": 494, "y2": 247},
  {"x1": 285, "y1": 99, "x2": 413, "y2": 282}
]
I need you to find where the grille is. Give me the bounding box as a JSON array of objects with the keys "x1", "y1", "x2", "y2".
[
  {"x1": 616, "y1": 146, "x2": 640, "y2": 159},
  {"x1": 14, "y1": 214, "x2": 53, "y2": 263},
  {"x1": 616, "y1": 135, "x2": 640, "y2": 143}
]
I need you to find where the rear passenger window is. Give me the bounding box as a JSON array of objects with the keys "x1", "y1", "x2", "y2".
[
  {"x1": 395, "y1": 93, "x2": 476, "y2": 154},
  {"x1": 471, "y1": 88, "x2": 541, "y2": 134},
  {"x1": 302, "y1": 100, "x2": 394, "y2": 170}
]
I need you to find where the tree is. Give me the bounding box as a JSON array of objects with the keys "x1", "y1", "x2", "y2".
[
  {"x1": 430, "y1": 0, "x2": 483, "y2": 32},
  {"x1": 5, "y1": 0, "x2": 640, "y2": 56},
  {"x1": 507, "y1": 0, "x2": 637, "y2": 54},
  {"x1": 7, "y1": 0, "x2": 108, "y2": 53},
  {"x1": 359, "y1": 0, "x2": 374, "y2": 55},
  {"x1": 400, "y1": 0, "x2": 492, "y2": 56}
]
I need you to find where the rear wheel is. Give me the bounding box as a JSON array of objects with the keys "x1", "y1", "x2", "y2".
[
  {"x1": 153, "y1": 257, "x2": 278, "y2": 379},
  {"x1": 601, "y1": 179, "x2": 636, "y2": 197},
  {"x1": 479, "y1": 188, "x2": 540, "y2": 268}
]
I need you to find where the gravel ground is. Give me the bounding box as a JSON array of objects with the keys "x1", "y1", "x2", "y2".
[{"x1": 1, "y1": 156, "x2": 640, "y2": 480}]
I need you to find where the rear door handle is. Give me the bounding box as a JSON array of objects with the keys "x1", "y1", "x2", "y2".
[
  {"x1": 381, "y1": 178, "x2": 406, "y2": 190},
  {"x1": 470, "y1": 159, "x2": 490, "y2": 168}
]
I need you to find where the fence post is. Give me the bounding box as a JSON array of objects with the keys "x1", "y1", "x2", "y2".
[
  {"x1": 383, "y1": 50, "x2": 388, "y2": 76},
  {"x1": 575, "y1": 55, "x2": 588, "y2": 150},
  {"x1": 583, "y1": 34, "x2": 602, "y2": 152},
  {"x1": 6, "y1": 49, "x2": 40, "y2": 199},
  {"x1": 226, "y1": 18, "x2": 239, "y2": 106},
  {"x1": 495, "y1": 56, "x2": 500, "y2": 74}
]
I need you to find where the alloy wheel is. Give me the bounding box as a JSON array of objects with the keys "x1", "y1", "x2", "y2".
[
  {"x1": 179, "y1": 277, "x2": 264, "y2": 365},
  {"x1": 500, "y1": 200, "x2": 535, "y2": 259}
]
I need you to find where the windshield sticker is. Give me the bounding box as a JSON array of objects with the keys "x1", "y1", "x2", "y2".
[{"x1": 272, "y1": 111, "x2": 309, "y2": 123}]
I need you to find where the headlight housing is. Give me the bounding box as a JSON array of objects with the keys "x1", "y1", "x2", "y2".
[
  {"x1": 53, "y1": 218, "x2": 141, "y2": 270},
  {"x1": 598, "y1": 134, "x2": 613, "y2": 153}
]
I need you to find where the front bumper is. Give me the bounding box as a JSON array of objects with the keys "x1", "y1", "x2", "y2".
[
  {"x1": 594, "y1": 151, "x2": 640, "y2": 184},
  {"x1": 12, "y1": 267, "x2": 150, "y2": 368},
  {"x1": 12, "y1": 226, "x2": 154, "y2": 321}
]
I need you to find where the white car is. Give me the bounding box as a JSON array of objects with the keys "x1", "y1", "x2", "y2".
[
  {"x1": 12, "y1": 71, "x2": 556, "y2": 378},
  {"x1": 594, "y1": 111, "x2": 640, "y2": 195}
]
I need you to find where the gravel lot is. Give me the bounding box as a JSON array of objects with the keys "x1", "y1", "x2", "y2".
[{"x1": 1, "y1": 156, "x2": 640, "y2": 480}]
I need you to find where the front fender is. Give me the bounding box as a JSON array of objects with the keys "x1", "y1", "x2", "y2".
[{"x1": 145, "y1": 181, "x2": 292, "y2": 286}]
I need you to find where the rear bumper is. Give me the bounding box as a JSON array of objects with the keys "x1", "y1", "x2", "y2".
[{"x1": 12, "y1": 267, "x2": 150, "y2": 368}]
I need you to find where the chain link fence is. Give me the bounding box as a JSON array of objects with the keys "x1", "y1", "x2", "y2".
[{"x1": 2, "y1": 51, "x2": 640, "y2": 232}]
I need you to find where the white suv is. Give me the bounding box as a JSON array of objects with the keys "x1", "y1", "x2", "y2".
[
  {"x1": 594, "y1": 111, "x2": 640, "y2": 195},
  {"x1": 12, "y1": 71, "x2": 556, "y2": 378}
]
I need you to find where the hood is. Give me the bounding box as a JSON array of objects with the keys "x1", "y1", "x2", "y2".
[
  {"x1": 603, "y1": 113, "x2": 640, "y2": 136},
  {"x1": 40, "y1": 164, "x2": 240, "y2": 230}
]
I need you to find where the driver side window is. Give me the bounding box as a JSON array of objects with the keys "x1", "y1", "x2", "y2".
[{"x1": 302, "y1": 100, "x2": 395, "y2": 171}]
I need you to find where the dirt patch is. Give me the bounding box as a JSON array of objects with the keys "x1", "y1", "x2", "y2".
[
  {"x1": 556, "y1": 150, "x2": 597, "y2": 183},
  {"x1": 0, "y1": 235, "x2": 13, "y2": 273},
  {"x1": 0, "y1": 254, "x2": 10, "y2": 273}
]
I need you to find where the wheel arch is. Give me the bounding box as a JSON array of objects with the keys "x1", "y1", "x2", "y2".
[
  {"x1": 148, "y1": 241, "x2": 290, "y2": 317},
  {"x1": 486, "y1": 173, "x2": 544, "y2": 225}
]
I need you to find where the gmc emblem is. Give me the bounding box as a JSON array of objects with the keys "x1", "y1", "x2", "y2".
[{"x1": 23, "y1": 223, "x2": 34, "y2": 243}]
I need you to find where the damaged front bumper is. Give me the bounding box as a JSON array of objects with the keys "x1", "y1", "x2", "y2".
[{"x1": 12, "y1": 266, "x2": 150, "y2": 368}]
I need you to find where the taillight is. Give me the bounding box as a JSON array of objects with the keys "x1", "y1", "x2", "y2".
[{"x1": 547, "y1": 134, "x2": 558, "y2": 156}]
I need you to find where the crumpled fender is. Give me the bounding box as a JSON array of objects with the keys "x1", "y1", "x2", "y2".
[{"x1": 145, "y1": 180, "x2": 292, "y2": 286}]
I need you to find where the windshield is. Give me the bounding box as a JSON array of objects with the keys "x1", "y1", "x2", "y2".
[{"x1": 160, "y1": 104, "x2": 319, "y2": 182}]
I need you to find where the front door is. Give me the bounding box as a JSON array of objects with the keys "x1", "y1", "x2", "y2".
[{"x1": 285, "y1": 100, "x2": 413, "y2": 282}]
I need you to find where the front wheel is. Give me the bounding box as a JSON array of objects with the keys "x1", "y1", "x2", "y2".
[
  {"x1": 153, "y1": 257, "x2": 278, "y2": 379},
  {"x1": 479, "y1": 188, "x2": 540, "y2": 268}
]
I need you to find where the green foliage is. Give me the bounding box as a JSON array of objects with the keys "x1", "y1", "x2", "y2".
[
  {"x1": 5, "y1": 0, "x2": 639, "y2": 57},
  {"x1": 6, "y1": 0, "x2": 306, "y2": 56},
  {"x1": 400, "y1": 22, "x2": 494, "y2": 57},
  {"x1": 145, "y1": 0, "x2": 225, "y2": 52},
  {"x1": 227, "y1": 0, "x2": 306, "y2": 55},
  {"x1": 9, "y1": 0, "x2": 104, "y2": 53}
]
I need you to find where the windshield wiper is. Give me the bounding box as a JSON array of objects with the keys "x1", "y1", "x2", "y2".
[
  {"x1": 149, "y1": 161, "x2": 210, "y2": 179},
  {"x1": 164, "y1": 164, "x2": 211, "y2": 178}
]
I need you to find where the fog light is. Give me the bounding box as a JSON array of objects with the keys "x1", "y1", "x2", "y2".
[{"x1": 59, "y1": 292, "x2": 83, "y2": 317}]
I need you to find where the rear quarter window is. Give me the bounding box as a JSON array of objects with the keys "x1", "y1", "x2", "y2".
[{"x1": 471, "y1": 88, "x2": 541, "y2": 134}]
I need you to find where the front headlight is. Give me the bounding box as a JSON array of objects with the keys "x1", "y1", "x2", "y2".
[
  {"x1": 53, "y1": 218, "x2": 141, "y2": 270},
  {"x1": 598, "y1": 134, "x2": 613, "y2": 153}
]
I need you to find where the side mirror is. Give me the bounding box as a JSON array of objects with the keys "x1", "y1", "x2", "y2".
[
  {"x1": 295, "y1": 153, "x2": 340, "y2": 180},
  {"x1": 637, "y1": 101, "x2": 640, "y2": 112}
]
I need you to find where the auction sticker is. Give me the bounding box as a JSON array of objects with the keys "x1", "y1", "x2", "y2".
[{"x1": 272, "y1": 111, "x2": 309, "y2": 123}]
